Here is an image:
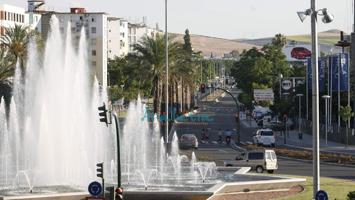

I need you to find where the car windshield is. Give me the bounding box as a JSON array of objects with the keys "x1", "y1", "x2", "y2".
[{"x1": 261, "y1": 131, "x2": 273, "y2": 136}]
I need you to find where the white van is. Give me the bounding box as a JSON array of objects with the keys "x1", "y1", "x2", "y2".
[
  {"x1": 224, "y1": 149, "x2": 278, "y2": 173},
  {"x1": 253, "y1": 129, "x2": 276, "y2": 147}
]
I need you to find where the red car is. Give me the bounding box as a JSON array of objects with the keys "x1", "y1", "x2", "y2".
[{"x1": 291, "y1": 47, "x2": 311, "y2": 60}]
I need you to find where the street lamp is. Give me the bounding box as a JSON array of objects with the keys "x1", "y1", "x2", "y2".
[
  {"x1": 322, "y1": 95, "x2": 331, "y2": 145},
  {"x1": 297, "y1": 2, "x2": 333, "y2": 198},
  {"x1": 165, "y1": 0, "x2": 169, "y2": 144},
  {"x1": 296, "y1": 94, "x2": 303, "y2": 140},
  {"x1": 279, "y1": 74, "x2": 283, "y2": 99}
]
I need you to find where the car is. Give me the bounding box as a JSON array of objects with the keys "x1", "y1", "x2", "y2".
[
  {"x1": 253, "y1": 129, "x2": 275, "y2": 147},
  {"x1": 224, "y1": 149, "x2": 278, "y2": 173},
  {"x1": 179, "y1": 134, "x2": 198, "y2": 149},
  {"x1": 291, "y1": 47, "x2": 311, "y2": 60}
]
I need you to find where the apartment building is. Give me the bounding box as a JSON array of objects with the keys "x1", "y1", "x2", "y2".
[
  {"x1": 0, "y1": 4, "x2": 27, "y2": 37},
  {"x1": 108, "y1": 17, "x2": 129, "y2": 59},
  {"x1": 41, "y1": 8, "x2": 108, "y2": 88},
  {"x1": 128, "y1": 22, "x2": 162, "y2": 52}
]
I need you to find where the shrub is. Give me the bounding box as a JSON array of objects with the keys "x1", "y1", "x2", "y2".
[{"x1": 347, "y1": 191, "x2": 355, "y2": 200}]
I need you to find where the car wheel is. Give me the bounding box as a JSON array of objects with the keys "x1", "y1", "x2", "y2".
[
  {"x1": 256, "y1": 166, "x2": 264, "y2": 173},
  {"x1": 271, "y1": 143, "x2": 276, "y2": 148},
  {"x1": 267, "y1": 170, "x2": 274, "y2": 174}
]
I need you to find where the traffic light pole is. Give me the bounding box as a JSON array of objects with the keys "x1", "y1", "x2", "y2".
[{"x1": 113, "y1": 113, "x2": 122, "y2": 188}]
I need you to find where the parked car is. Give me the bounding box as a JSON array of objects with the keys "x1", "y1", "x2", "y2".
[
  {"x1": 224, "y1": 149, "x2": 278, "y2": 173},
  {"x1": 179, "y1": 134, "x2": 198, "y2": 149},
  {"x1": 253, "y1": 129, "x2": 276, "y2": 147},
  {"x1": 291, "y1": 47, "x2": 311, "y2": 60}
]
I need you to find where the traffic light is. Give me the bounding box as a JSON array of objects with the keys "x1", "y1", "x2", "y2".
[
  {"x1": 96, "y1": 162, "x2": 104, "y2": 178},
  {"x1": 98, "y1": 103, "x2": 108, "y2": 125},
  {"x1": 115, "y1": 187, "x2": 123, "y2": 200}
]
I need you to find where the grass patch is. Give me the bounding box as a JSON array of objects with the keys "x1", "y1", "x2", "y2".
[{"x1": 276, "y1": 176, "x2": 355, "y2": 200}]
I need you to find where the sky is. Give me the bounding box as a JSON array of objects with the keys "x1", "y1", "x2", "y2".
[{"x1": 2, "y1": 0, "x2": 354, "y2": 39}]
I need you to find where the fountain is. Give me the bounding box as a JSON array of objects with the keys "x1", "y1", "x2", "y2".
[
  {"x1": 0, "y1": 15, "x2": 115, "y2": 191},
  {"x1": 0, "y1": 15, "x2": 306, "y2": 200}
]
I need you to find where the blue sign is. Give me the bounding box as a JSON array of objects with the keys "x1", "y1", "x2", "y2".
[
  {"x1": 315, "y1": 190, "x2": 328, "y2": 200},
  {"x1": 88, "y1": 181, "x2": 102, "y2": 196},
  {"x1": 330, "y1": 53, "x2": 349, "y2": 92},
  {"x1": 307, "y1": 57, "x2": 326, "y2": 92}
]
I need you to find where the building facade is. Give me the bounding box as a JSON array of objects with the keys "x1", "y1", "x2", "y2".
[
  {"x1": 128, "y1": 22, "x2": 162, "y2": 52},
  {"x1": 107, "y1": 17, "x2": 129, "y2": 59},
  {"x1": 41, "y1": 9, "x2": 108, "y2": 88},
  {"x1": 0, "y1": 4, "x2": 27, "y2": 37}
]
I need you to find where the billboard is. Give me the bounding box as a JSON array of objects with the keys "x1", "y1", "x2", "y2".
[
  {"x1": 307, "y1": 57, "x2": 326, "y2": 91},
  {"x1": 254, "y1": 89, "x2": 274, "y2": 102},
  {"x1": 330, "y1": 53, "x2": 349, "y2": 92}
]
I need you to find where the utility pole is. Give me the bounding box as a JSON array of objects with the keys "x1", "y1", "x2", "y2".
[{"x1": 311, "y1": 0, "x2": 320, "y2": 197}]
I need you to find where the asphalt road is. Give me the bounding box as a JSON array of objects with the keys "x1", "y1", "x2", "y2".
[{"x1": 175, "y1": 87, "x2": 355, "y2": 181}]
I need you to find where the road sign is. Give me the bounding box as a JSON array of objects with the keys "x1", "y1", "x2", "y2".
[
  {"x1": 315, "y1": 190, "x2": 328, "y2": 200},
  {"x1": 88, "y1": 181, "x2": 102, "y2": 196}
]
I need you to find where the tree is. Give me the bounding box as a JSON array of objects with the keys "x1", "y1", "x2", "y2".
[
  {"x1": 0, "y1": 47, "x2": 16, "y2": 85},
  {"x1": 1, "y1": 25, "x2": 33, "y2": 72},
  {"x1": 339, "y1": 106, "x2": 354, "y2": 147},
  {"x1": 183, "y1": 29, "x2": 192, "y2": 53},
  {"x1": 272, "y1": 33, "x2": 287, "y2": 48},
  {"x1": 0, "y1": 46, "x2": 16, "y2": 104}
]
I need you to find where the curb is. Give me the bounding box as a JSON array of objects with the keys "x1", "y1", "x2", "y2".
[
  {"x1": 278, "y1": 143, "x2": 355, "y2": 157},
  {"x1": 278, "y1": 156, "x2": 355, "y2": 168}
]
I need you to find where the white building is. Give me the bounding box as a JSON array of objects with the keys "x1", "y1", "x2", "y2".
[
  {"x1": 41, "y1": 8, "x2": 108, "y2": 88},
  {"x1": 107, "y1": 17, "x2": 128, "y2": 59},
  {"x1": 128, "y1": 22, "x2": 162, "y2": 52},
  {"x1": 0, "y1": 4, "x2": 27, "y2": 38}
]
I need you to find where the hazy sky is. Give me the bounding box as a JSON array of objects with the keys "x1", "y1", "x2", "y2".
[{"x1": 3, "y1": 0, "x2": 354, "y2": 39}]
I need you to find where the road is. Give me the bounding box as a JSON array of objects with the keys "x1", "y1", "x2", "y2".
[{"x1": 174, "y1": 87, "x2": 355, "y2": 181}]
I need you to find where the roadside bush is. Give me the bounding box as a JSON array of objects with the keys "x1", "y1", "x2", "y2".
[{"x1": 347, "y1": 191, "x2": 355, "y2": 200}]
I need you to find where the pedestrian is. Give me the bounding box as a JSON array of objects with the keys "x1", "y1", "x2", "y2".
[
  {"x1": 218, "y1": 129, "x2": 223, "y2": 143},
  {"x1": 205, "y1": 128, "x2": 209, "y2": 141},
  {"x1": 201, "y1": 128, "x2": 206, "y2": 140}
]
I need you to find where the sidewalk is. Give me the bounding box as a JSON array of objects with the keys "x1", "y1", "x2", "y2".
[{"x1": 276, "y1": 130, "x2": 355, "y2": 156}]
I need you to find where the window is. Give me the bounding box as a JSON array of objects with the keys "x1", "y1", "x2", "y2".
[
  {"x1": 261, "y1": 131, "x2": 273, "y2": 136},
  {"x1": 91, "y1": 38, "x2": 96, "y2": 46},
  {"x1": 248, "y1": 152, "x2": 264, "y2": 160},
  {"x1": 92, "y1": 50, "x2": 96, "y2": 56},
  {"x1": 80, "y1": 16, "x2": 83, "y2": 20},
  {"x1": 92, "y1": 61, "x2": 97, "y2": 67},
  {"x1": 91, "y1": 27, "x2": 96, "y2": 34},
  {"x1": 92, "y1": 17, "x2": 95, "y2": 22}
]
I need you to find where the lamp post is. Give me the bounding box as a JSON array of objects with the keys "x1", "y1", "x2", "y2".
[
  {"x1": 322, "y1": 95, "x2": 331, "y2": 145},
  {"x1": 165, "y1": 0, "x2": 169, "y2": 144},
  {"x1": 297, "y1": 2, "x2": 334, "y2": 198},
  {"x1": 279, "y1": 74, "x2": 283, "y2": 99},
  {"x1": 296, "y1": 94, "x2": 303, "y2": 140}
]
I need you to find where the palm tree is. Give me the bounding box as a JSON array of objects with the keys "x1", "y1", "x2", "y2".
[
  {"x1": 133, "y1": 34, "x2": 180, "y2": 114},
  {"x1": 0, "y1": 47, "x2": 16, "y2": 85},
  {"x1": 1, "y1": 25, "x2": 32, "y2": 72},
  {"x1": 0, "y1": 46, "x2": 16, "y2": 104}
]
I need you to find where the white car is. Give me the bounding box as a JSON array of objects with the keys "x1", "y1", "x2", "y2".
[{"x1": 253, "y1": 129, "x2": 275, "y2": 147}]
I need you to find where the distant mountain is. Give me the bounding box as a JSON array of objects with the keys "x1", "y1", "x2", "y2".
[{"x1": 170, "y1": 33, "x2": 259, "y2": 58}]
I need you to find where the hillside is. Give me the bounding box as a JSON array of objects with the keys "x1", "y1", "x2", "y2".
[
  {"x1": 238, "y1": 30, "x2": 344, "y2": 46},
  {"x1": 286, "y1": 30, "x2": 344, "y2": 46},
  {"x1": 171, "y1": 34, "x2": 259, "y2": 58}
]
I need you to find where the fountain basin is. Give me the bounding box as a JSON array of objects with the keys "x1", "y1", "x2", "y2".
[{"x1": 0, "y1": 169, "x2": 306, "y2": 200}]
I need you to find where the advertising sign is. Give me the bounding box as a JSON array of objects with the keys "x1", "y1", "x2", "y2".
[
  {"x1": 254, "y1": 89, "x2": 274, "y2": 102},
  {"x1": 307, "y1": 57, "x2": 326, "y2": 91}
]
